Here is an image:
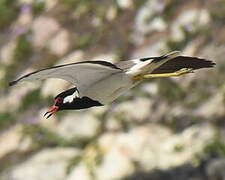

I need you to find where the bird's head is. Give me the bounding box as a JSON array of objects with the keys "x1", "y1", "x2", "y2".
[{"x1": 44, "y1": 87, "x2": 103, "y2": 118}]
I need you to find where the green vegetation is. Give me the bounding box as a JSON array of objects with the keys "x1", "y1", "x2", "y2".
[
  {"x1": 0, "y1": 113, "x2": 15, "y2": 131},
  {"x1": 19, "y1": 89, "x2": 41, "y2": 112},
  {"x1": 66, "y1": 155, "x2": 82, "y2": 174},
  {"x1": 162, "y1": 0, "x2": 182, "y2": 21},
  {"x1": 204, "y1": 131, "x2": 225, "y2": 158},
  {"x1": 75, "y1": 34, "x2": 93, "y2": 50},
  {"x1": 60, "y1": 0, "x2": 92, "y2": 10},
  {"x1": 158, "y1": 78, "x2": 186, "y2": 103},
  {"x1": 32, "y1": 1, "x2": 46, "y2": 16},
  {"x1": 22, "y1": 125, "x2": 73, "y2": 147},
  {"x1": 174, "y1": 144, "x2": 185, "y2": 153},
  {"x1": 166, "y1": 26, "x2": 198, "y2": 51},
  {"x1": 0, "y1": 0, "x2": 19, "y2": 30},
  {"x1": 183, "y1": 80, "x2": 213, "y2": 109},
  {"x1": 133, "y1": 0, "x2": 148, "y2": 9},
  {"x1": 13, "y1": 33, "x2": 33, "y2": 63},
  {"x1": 84, "y1": 142, "x2": 104, "y2": 178},
  {"x1": 209, "y1": 0, "x2": 225, "y2": 23},
  {"x1": 2, "y1": 32, "x2": 33, "y2": 88}
]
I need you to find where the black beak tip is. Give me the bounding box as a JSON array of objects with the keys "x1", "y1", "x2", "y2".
[
  {"x1": 46, "y1": 113, "x2": 52, "y2": 119},
  {"x1": 44, "y1": 111, "x2": 48, "y2": 117},
  {"x1": 44, "y1": 112, "x2": 52, "y2": 119}
]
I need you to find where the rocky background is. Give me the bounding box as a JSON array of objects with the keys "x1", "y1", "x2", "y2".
[{"x1": 0, "y1": 0, "x2": 225, "y2": 180}]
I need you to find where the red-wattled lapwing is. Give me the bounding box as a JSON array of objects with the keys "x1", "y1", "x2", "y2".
[{"x1": 9, "y1": 51, "x2": 215, "y2": 118}]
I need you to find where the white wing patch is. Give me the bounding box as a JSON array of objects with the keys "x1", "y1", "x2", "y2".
[
  {"x1": 126, "y1": 59, "x2": 152, "y2": 75},
  {"x1": 63, "y1": 90, "x2": 80, "y2": 104}
]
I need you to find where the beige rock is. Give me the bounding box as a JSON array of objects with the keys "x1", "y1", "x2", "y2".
[
  {"x1": 195, "y1": 91, "x2": 225, "y2": 118},
  {"x1": 183, "y1": 38, "x2": 205, "y2": 56},
  {"x1": 133, "y1": 0, "x2": 166, "y2": 44},
  {"x1": 59, "y1": 50, "x2": 84, "y2": 64},
  {"x1": 98, "y1": 123, "x2": 215, "y2": 176},
  {"x1": 56, "y1": 112, "x2": 100, "y2": 140},
  {"x1": 89, "y1": 105, "x2": 108, "y2": 117},
  {"x1": 149, "y1": 17, "x2": 167, "y2": 32},
  {"x1": 96, "y1": 146, "x2": 135, "y2": 180},
  {"x1": 17, "y1": 136, "x2": 33, "y2": 152},
  {"x1": 0, "y1": 125, "x2": 23, "y2": 159},
  {"x1": 18, "y1": 0, "x2": 33, "y2": 4},
  {"x1": 1, "y1": 80, "x2": 39, "y2": 113},
  {"x1": 93, "y1": 53, "x2": 116, "y2": 63},
  {"x1": 0, "y1": 69, "x2": 6, "y2": 80},
  {"x1": 41, "y1": 78, "x2": 71, "y2": 98},
  {"x1": 116, "y1": 0, "x2": 133, "y2": 9},
  {"x1": 10, "y1": 148, "x2": 80, "y2": 180},
  {"x1": 139, "y1": 124, "x2": 214, "y2": 170},
  {"x1": 106, "y1": 7, "x2": 117, "y2": 21},
  {"x1": 32, "y1": 16, "x2": 60, "y2": 48},
  {"x1": 49, "y1": 30, "x2": 71, "y2": 56},
  {"x1": 97, "y1": 124, "x2": 170, "y2": 178},
  {"x1": 156, "y1": 124, "x2": 214, "y2": 169},
  {"x1": 91, "y1": 17, "x2": 101, "y2": 27},
  {"x1": 136, "y1": 16, "x2": 166, "y2": 35},
  {"x1": 67, "y1": 163, "x2": 92, "y2": 180},
  {"x1": 170, "y1": 8, "x2": 211, "y2": 42},
  {"x1": 45, "y1": 0, "x2": 58, "y2": 10},
  {"x1": 0, "y1": 41, "x2": 16, "y2": 66},
  {"x1": 142, "y1": 83, "x2": 158, "y2": 96},
  {"x1": 106, "y1": 116, "x2": 123, "y2": 131},
  {"x1": 17, "y1": 7, "x2": 33, "y2": 26},
  {"x1": 131, "y1": 41, "x2": 168, "y2": 57},
  {"x1": 112, "y1": 97, "x2": 152, "y2": 122}
]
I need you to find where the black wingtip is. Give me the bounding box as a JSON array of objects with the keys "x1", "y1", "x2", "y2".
[
  {"x1": 200, "y1": 60, "x2": 216, "y2": 69},
  {"x1": 210, "y1": 61, "x2": 216, "y2": 67},
  {"x1": 151, "y1": 56, "x2": 216, "y2": 74},
  {"x1": 9, "y1": 80, "x2": 17, "y2": 87}
]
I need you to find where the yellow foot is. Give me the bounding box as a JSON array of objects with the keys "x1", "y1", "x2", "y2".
[
  {"x1": 173, "y1": 68, "x2": 194, "y2": 76},
  {"x1": 134, "y1": 68, "x2": 194, "y2": 81}
]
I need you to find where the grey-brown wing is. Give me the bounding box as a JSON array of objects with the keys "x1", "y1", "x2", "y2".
[{"x1": 9, "y1": 61, "x2": 122, "y2": 91}]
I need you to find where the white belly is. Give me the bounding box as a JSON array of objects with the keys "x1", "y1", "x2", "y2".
[{"x1": 80, "y1": 72, "x2": 133, "y2": 104}]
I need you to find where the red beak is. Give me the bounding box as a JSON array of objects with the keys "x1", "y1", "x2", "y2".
[{"x1": 44, "y1": 106, "x2": 59, "y2": 119}]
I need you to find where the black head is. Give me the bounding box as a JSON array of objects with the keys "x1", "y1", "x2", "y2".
[{"x1": 44, "y1": 87, "x2": 103, "y2": 118}]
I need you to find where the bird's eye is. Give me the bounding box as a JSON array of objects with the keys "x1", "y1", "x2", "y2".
[{"x1": 55, "y1": 97, "x2": 63, "y2": 104}]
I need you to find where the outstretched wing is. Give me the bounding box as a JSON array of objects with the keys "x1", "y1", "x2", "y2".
[
  {"x1": 151, "y1": 56, "x2": 215, "y2": 74},
  {"x1": 9, "y1": 61, "x2": 122, "y2": 90}
]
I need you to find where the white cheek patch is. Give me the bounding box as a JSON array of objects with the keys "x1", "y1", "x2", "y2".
[{"x1": 63, "y1": 90, "x2": 79, "y2": 104}]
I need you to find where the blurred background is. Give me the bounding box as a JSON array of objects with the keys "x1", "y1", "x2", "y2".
[{"x1": 0, "y1": 0, "x2": 225, "y2": 179}]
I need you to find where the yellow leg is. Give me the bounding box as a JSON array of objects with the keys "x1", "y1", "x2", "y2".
[{"x1": 135, "y1": 68, "x2": 194, "y2": 80}]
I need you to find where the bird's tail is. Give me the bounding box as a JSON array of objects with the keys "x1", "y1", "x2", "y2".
[{"x1": 151, "y1": 55, "x2": 216, "y2": 74}]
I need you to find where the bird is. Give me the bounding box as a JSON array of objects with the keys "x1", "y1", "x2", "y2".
[{"x1": 9, "y1": 51, "x2": 215, "y2": 118}]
